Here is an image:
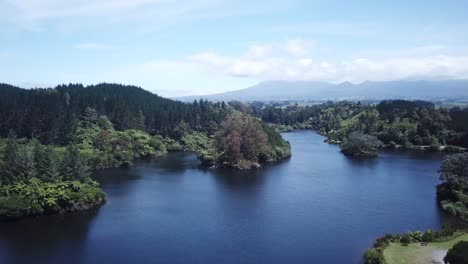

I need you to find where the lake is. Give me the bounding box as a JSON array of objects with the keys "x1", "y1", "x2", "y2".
[{"x1": 0, "y1": 130, "x2": 446, "y2": 264}]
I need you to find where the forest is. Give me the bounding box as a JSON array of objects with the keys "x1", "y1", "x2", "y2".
[
  {"x1": 251, "y1": 100, "x2": 468, "y2": 151},
  {"x1": 0, "y1": 83, "x2": 291, "y2": 220}
]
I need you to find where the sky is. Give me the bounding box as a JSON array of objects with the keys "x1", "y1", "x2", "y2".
[{"x1": 1, "y1": 0, "x2": 468, "y2": 97}]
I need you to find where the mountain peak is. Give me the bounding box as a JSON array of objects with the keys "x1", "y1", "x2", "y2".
[{"x1": 176, "y1": 80, "x2": 468, "y2": 102}]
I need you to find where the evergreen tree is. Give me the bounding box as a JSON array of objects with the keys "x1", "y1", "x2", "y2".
[
  {"x1": 34, "y1": 141, "x2": 60, "y2": 181},
  {"x1": 60, "y1": 145, "x2": 89, "y2": 181},
  {"x1": 16, "y1": 145, "x2": 37, "y2": 181},
  {"x1": 1, "y1": 131, "x2": 21, "y2": 183}
]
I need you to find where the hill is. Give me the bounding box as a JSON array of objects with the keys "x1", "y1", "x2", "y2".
[
  {"x1": 0, "y1": 83, "x2": 227, "y2": 145},
  {"x1": 177, "y1": 80, "x2": 468, "y2": 102}
]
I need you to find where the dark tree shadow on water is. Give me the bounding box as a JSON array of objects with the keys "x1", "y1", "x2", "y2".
[
  {"x1": 211, "y1": 168, "x2": 266, "y2": 189},
  {"x1": 132, "y1": 152, "x2": 200, "y2": 175},
  {"x1": 207, "y1": 157, "x2": 291, "y2": 189},
  {"x1": 343, "y1": 155, "x2": 379, "y2": 168},
  {"x1": 0, "y1": 210, "x2": 99, "y2": 264}
]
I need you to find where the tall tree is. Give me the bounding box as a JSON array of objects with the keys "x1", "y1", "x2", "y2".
[
  {"x1": 60, "y1": 145, "x2": 89, "y2": 181},
  {"x1": 34, "y1": 141, "x2": 60, "y2": 181}
]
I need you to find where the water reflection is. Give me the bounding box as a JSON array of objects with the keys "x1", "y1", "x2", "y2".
[
  {"x1": 138, "y1": 152, "x2": 201, "y2": 174},
  {"x1": 0, "y1": 211, "x2": 98, "y2": 264},
  {"x1": 211, "y1": 168, "x2": 266, "y2": 188}
]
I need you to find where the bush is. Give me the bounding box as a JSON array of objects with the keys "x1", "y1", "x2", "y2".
[
  {"x1": 422, "y1": 229, "x2": 436, "y2": 242},
  {"x1": 0, "y1": 195, "x2": 42, "y2": 219},
  {"x1": 341, "y1": 132, "x2": 383, "y2": 157},
  {"x1": 444, "y1": 241, "x2": 468, "y2": 264},
  {"x1": 444, "y1": 145, "x2": 466, "y2": 153},
  {"x1": 363, "y1": 248, "x2": 385, "y2": 264},
  {"x1": 410, "y1": 231, "x2": 423, "y2": 242},
  {"x1": 373, "y1": 234, "x2": 397, "y2": 248},
  {"x1": 0, "y1": 179, "x2": 105, "y2": 220},
  {"x1": 400, "y1": 233, "x2": 412, "y2": 244}
]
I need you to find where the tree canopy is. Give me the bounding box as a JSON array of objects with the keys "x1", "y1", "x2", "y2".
[
  {"x1": 0, "y1": 83, "x2": 229, "y2": 144},
  {"x1": 444, "y1": 241, "x2": 468, "y2": 264},
  {"x1": 340, "y1": 132, "x2": 383, "y2": 158},
  {"x1": 252, "y1": 100, "x2": 468, "y2": 149},
  {"x1": 437, "y1": 153, "x2": 468, "y2": 221},
  {"x1": 213, "y1": 113, "x2": 290, "y2": 169}
]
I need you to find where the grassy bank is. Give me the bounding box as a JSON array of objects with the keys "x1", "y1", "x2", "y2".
[{"x1": 383, "y1": 233, "x2": 468, "y2": 264}]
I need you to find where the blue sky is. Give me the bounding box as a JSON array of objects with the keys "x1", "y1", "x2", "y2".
[{"x1": 1, "y1": 0, "x2": 467, "y2": 97}]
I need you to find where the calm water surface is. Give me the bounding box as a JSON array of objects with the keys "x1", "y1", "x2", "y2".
[{"x1": 0, "y1": 131, "x2": 446, "y2": 264}]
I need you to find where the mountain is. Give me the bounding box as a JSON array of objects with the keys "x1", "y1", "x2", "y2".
[{"x1": 177, "y1": 80, "x2": 468, "y2": 102}]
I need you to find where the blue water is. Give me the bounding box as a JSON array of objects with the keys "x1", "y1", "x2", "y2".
[{"x1": 0, "y1": 130, "x2": 446, "y2": 264}]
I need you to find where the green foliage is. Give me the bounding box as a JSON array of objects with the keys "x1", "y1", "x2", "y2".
[
  {"x1": 365, "y1": 224, "x2": 467, "y2": 264},
  {"x1": 440, "y1": 153, "x2": 468, "y2": 181},
  {"x1": 340, "y1": 132, "x2": 383, "y2": 157},
  {"x1": 437, "y1": 153, "x2": 468, "y2": 221},
  {"x1": 262, "y1": 124, "x2": 291, "y2": 161},
  {"x1": 444, "y1": 241, "x2": 468, "y2": 264},
  {"x1": 212, "y1": 113, "x2": 290, "y2": 169},
  {"x1": 150, "y1": 135, "x2": 167, "y2": 157},
  {"x1": 34, "y1": 142, "x2": 60, "y2": 181},
  {"x1": 254, "y1": 100, "x2": 468, "y2": 149},
  {"x1": 422, "y1": 229, "x2": 436, "y2": 242},
  {"x1": 363, "y1": 248, "x2": 386, "y2": 264},
  {"x1": 60, "y1": 145, "x2": 89, "y2": 181},
  {"x1": 0, "y1": 179, "x2": 105, "y2": 220},
  {"x1": 72, "y1": 119, "x2": 168, "y2": 169},
  {"x1": 181, "y1": 132, "x2": 215, "y2": 153},
  {"x1": 0, "y1": 84, "x2": 294, "y2": 221},
  {"x1": 0, "y1": 83, "x2": 230, "y2": 144},
  {"x1": 400, "y1": 233, "x2": 412, "y2": 244},
  {"x1": 173, "y1": 121, "x2": 191, "y2": 140}
]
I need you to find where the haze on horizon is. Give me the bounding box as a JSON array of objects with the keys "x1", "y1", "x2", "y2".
[{"x1": 1, "y1": 0, "x2": 468, "y2": 97}]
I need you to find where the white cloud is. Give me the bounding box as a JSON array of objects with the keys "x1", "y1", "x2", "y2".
[
  {"x1": 284, "y1": 39, "x2": 312, "y2": 57},
  {"x1": 188, "y1": 40, "x2": 468, "y2": 83},
  {"x1": 246, "y1": 45, "x2": 272, "y2": 59}
]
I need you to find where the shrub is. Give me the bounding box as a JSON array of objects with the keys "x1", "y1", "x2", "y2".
[
  {"x1": 0, "y1": 179, "x2": 105, "y2": 220},
  {"x1": 444, "y1": 241, "x2": 468, "y2": 264},
  {"x1": 422, "y1": 229, "x2": 436, "y2": 242},
  {"x1": 410, "y1": 231, "x2": 423, "y2": 242},
  {"x1": 400, "y1": 233, "x2": 412, "y2": 244},
  {"x1": 363, "y1": 248, "x2": 385, "y2": 264},
  {"x1": 341, "y1": 132, "x2": 383, "y2": 157},
  {"x1": 444, "y1": 145, "x2": 465, "y2": 153},
  {"x1": 373, "y1": 234, "x2": 397, "y2": 248}
]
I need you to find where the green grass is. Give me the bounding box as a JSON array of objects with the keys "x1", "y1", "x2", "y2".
[{"x1": 383, "y1": 233, "x2": 468, "y2": 264}]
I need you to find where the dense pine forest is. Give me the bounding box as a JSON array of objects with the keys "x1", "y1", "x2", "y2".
[
  {"x1": 0, "y1": 83, "x2": 291, "y2": 220},
  {"x1": 0, "y1": 83, "x2": 228, "y2": 144}
]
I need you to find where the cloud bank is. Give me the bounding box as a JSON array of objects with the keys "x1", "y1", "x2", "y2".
[{"x1": 188, "y1": 39, "x2": 468, "y2": 83}]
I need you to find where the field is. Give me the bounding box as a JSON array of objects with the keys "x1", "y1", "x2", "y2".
[{"x1": 383, "y1": 233, "x2": 468, "y2": 264}]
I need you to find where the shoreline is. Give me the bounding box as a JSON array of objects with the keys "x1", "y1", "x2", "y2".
[{"x1": 279, "y1": 128, "x2": 466, "y2": 153}]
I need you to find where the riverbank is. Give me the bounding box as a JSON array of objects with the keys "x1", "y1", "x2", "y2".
[
  {"x1": 277, "y1": 126, "x2": 466, "y2": 153},
  {"x1": 364, "y1": 225, "x2": 468, "y2": 264},
  {"x1": 363, "y1": 152, "x2": 468, "y2": 264},
  {"x1": 0, "y1": 180, "x2": 105, "y2": 221},
  {"x1": 383, "y1": 233, "x2": 468, "y2": 264},
  {"x1": 0, "y1": 130, "x2": 445, "y2": 264}
]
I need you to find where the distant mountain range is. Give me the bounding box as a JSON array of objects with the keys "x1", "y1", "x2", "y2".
[{"x1": 176, "y1": 80, "x2": 468, "y2": 102}]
